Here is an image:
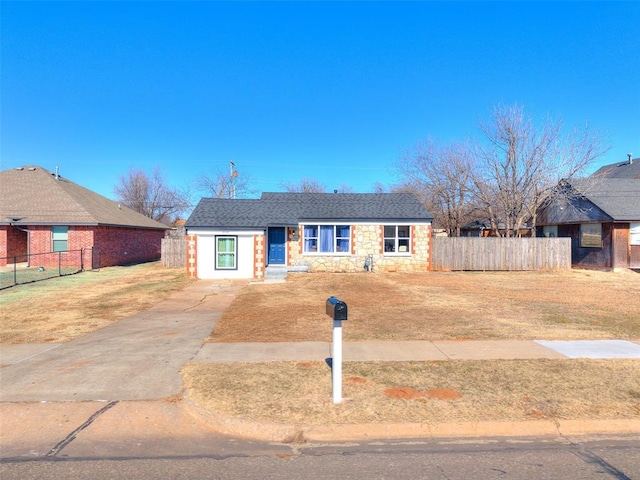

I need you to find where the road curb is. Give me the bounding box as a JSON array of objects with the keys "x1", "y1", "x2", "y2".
[
  {"x1": 183, "y1": 398, "x2": 303, "y2": 443},
  {"x1": 303, "y1": 419, "x2": 640, "y2": 442},
  {"x1": 182, "y1": 398, "x2": 640, "y2": 443}
]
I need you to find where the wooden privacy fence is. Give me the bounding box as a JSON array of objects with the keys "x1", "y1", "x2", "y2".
[
  {"x1": 432, "y1": 237, "x2": 571, "y2": 271},
  {"x1": 161, "y1": 237, "x2": 186, "y2": 268}
]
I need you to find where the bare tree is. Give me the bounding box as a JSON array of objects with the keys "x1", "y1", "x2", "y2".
[
  {"x1": 115, "y1": 166, "x2": 191, "y2": 225},
  {"x1": 473, "y1": 104, "x2": 609, "y2": 236},
  {"x1": 396, "y1": 138, "x2": 478, "y2": 236},
  {"x1": 335, "y1": 183, "x2": 355, "y2": 193},
  {"x1": 281, "y1": 178, "x2": 327, "y2": 193},
  {"x1": 195, "y1": 167, "x2": 257, "y2": 199},
  {"x1": 394, "y1": 105, "x2": 608, "y2": 236},
  {"x1": 371, "y1": 182, "x2": 387, "y2": 193}
]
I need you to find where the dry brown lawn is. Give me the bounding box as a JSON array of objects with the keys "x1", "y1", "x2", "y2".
[
  {"x1": 189, "y1": 269, "x2": 640, "y2": 428},
  {"x1": 3, "y1": 264, "x2": 639, "y2": 427},
  {"x1": 183, "y1": 359, "x2": 640, "y2": 425},
  {"x1": 209, "y1": 269, "x2": 640, "y2": 342},
  {"x1": 0, "y1": 262, "x2": 192, "y2": 343}
]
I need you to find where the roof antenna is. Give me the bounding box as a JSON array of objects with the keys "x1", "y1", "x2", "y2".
[
  {"x1": 229, "y1": 161, "x2": 238, "y2": 199},
  {"x1": 628, "y1": 153, "x2": 633, "y2": 165}
]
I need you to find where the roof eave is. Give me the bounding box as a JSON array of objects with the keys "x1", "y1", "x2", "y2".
[{"x1": 1, "y1": 221, "x2": 167, "y2": 230}]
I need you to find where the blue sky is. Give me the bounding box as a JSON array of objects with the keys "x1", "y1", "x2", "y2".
[{"x1": 2, "y1": 1, "x2": 639, "y2": 204}]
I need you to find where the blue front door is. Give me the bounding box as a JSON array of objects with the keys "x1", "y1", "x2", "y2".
[{"x1": 268, "y1": 227, "x2": 286, "y2": 265}]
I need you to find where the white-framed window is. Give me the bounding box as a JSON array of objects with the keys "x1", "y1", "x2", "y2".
[
  {"x1": 52, "y1": 226, "x2": 68, "y2": 252},
  {"x1": 215, "y1": 236, "x2": 237, "y2": 269},
  {"x1": 384, "y1": 225, "x2": 411, "y2": 253},
  {"x1": 303, "y1": 225, "x2": 350, "y2": 253},
  {"x1": 580, "y1": 223, "x2": 602, "y2": 248},
  {"x1": 630, "y1": 223, "x2": 640, "y2": 246}
]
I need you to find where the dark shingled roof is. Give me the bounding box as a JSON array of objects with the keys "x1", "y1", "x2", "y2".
[
  {"x1": 186, "y1": 192, "x2": 433, "y2": 228},
  {"x1": 0, "y1": 166, "x2": 168, "y2": 229},
  {"x1": 570, "y1": 178, "x2": 640, "y2": 221},
  {"x1": 592, "y1": 158, "x2": 640, "y2": 179}
]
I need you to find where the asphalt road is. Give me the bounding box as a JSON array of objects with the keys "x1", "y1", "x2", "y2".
[{"x1": 2, "y1": 434, "x2": 639, "y2": 480}]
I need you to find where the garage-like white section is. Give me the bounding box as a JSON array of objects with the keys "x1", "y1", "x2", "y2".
[{"x1": 191, "y1": 228, "x2": 262, "y2": 279}]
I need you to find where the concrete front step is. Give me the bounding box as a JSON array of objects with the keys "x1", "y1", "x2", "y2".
[
  {"x1": 265, "y1": 267, "x2": 287, "y2": 280},
  {"x1": 264, "y1": 265, "x2": 309, "y2": 280}
]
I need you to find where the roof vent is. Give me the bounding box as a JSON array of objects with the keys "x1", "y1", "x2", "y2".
[
  {"x1": 628, "y1": 153, "x2": 633, "y2": 165},
  {"x1": 15, "y1": 167, "x2": 24, "y2": 171},
  {"x1": 28, "y1": 167, "x2": 36, "y2": 171}
]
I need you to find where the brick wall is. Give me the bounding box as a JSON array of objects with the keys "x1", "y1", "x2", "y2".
[
  {"x1": 93, "y1": 226, "x2": 165, "y2": 267},
  {"x1": 28, "y1": 250, "x2": 85, "y2": 270},
  {"x1": 1, "y1": 225, "x2": 165, "y2": 268},
  {"x1": 29, "y1": 226, "x2": 52, "y2": 255},
  {"x1": 0, "y1": 226, "x2": 29, "y2": 264},
  {"x1": 0, "y1": 227, "x2": 6, "y2": 267}
]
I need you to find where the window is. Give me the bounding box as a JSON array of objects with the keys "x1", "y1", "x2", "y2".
[
  {"x1": 631, "y1": 223, "x2": 640, "y2": 246},
  {"x1": 384, "y1": 225, "x2": 411, "y2": 253},
  {"x1": 580, "y1": 223, "x2": 602, "y2": 248},
  {"x1": 542, "y1": 226, "x2": 558, "y2": 238},
  {"x1": 303, "y1": 225, "x2": 350, "y2": 253},
  {"x1": 216, "y1": 236, "x2": 237, "y2": 269},
  {"x1": 52, "y1": 226, "x2": 68, "y2": 252}
]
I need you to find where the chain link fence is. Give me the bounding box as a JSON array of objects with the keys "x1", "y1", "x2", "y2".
[{"x1": 0, "y1": 248, "x2": 100, "y2": 290}]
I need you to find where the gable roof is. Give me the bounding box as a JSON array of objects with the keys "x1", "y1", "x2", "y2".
[
  {"x1": 186, "y1": 192, "x2": 433, "y2": 229},
  {"x1": 572, "y1": 178, "x2": 640, "y2": 221},
  {"x1": 0, "y1": 166, "x2": 168, "y2": 229},
  {"x1": 592, "y1": 158, "x2": 640, "y2": 179},
  {"x1": 539, "y1": 178, "x2": 640, "y2": 224}
]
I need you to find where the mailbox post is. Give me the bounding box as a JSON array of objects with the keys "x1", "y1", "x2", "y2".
[{"x1": 326, "y1": 296, "x2": 347, "y2": 404}]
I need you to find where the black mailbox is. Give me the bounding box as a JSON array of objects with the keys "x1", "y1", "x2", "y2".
[{"x1": 326, "y1": 296, "x2": 348, "y2": 321}]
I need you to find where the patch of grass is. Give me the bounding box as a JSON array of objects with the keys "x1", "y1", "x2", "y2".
[
  {"x1": 209, "y1": 270, "x2": 640, "y2": 343},
  {"x1": 0, "y1": 262, "x2": 193, "y2": 343},
  {"x1": 183, "y1": 359, "x2": 640, "y2": 425}
]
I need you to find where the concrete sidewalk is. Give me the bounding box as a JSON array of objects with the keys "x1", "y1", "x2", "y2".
[
  {"x1": 192, "y1": 339, "x2": 640, "y2": 363},
  {"x1": 5, "y1": 339, "x2": 640, "y2": 376}
]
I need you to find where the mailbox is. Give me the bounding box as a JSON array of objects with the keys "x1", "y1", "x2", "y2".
[{"x1": 326, "y1": 296, "x2": 348, "y2": 321}]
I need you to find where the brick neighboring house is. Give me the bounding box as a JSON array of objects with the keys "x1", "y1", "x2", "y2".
[
  {"x1": 185, "y1": 192, "x2": 434, "y2": 280},
  {"x1": 0, "y1": 166, "x2": 168, "y2": 268}
]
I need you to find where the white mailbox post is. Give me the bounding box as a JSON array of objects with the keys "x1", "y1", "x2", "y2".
[{"x1": 326, "y1": 296, "x2": 348, "y2": 404}]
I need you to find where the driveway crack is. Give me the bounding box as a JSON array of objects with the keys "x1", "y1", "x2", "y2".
[
  {"x1": 183, "y1": 292, "x2": 219, "y2": 312},
  {"x1": 46, "y1": 401, "x2": 119, "y2": 457}
]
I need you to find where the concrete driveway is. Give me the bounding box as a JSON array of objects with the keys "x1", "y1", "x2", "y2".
[{"x1": 0, "y1": 280, "x2": 240, "y2": 402}]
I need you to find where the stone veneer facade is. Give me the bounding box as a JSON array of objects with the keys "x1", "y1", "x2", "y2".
[{"x1": 287, "y1": 224, "x2": 432, "y2": 273}]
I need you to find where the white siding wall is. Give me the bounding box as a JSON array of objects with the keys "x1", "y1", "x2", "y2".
[{"x1": 191, "y1": 229, "x2": 262, "y2": 279}]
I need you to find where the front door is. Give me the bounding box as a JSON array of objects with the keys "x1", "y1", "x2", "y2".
[{"x1": 268, "y1": 227, "x2": 286, "y2": 265}]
